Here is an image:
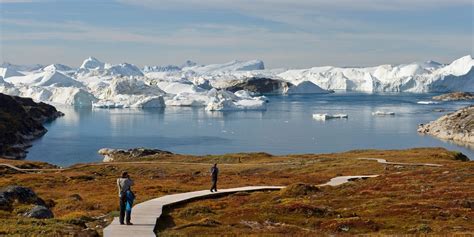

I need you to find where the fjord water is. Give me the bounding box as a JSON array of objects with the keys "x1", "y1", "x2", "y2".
[{"x1": 28, "y1": 93, "x2": 473, "y2": 166}]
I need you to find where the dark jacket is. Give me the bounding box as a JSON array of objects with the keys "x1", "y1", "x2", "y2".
[{"x1": 210, "y1": 167, "x2": 219, "y2": 180}]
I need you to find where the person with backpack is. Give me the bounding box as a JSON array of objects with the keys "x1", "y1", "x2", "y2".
[
  {"x1": 210, "y1": 163, "x2": 219, "y2": 192},
  {"x1": 117, "y1": 171, "x2": 134, "y2": 225}
]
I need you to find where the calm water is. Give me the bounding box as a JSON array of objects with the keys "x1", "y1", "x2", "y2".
[{"x1": 28, "y1": 92, "x2": 474, "y2": 166}]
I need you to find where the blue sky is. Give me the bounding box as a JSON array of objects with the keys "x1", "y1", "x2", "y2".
[{"x1": 0, "y1": 0, "x2": 473, "y2": 68}]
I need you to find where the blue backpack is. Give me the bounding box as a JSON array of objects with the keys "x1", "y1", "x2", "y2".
[{"x1": 125, "y1": 190, "x2": 135, "y2": 211}]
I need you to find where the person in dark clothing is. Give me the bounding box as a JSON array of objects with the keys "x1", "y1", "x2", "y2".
[
  {"x1": 117, "y1": 171, "x2": 134, "y2": 225},
  {"x1": 210, "y1": 163, "x2": 219, "y2": 192}
]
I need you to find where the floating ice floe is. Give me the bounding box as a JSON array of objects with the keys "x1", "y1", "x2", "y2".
[
  {"x1": 312, "y1": 113, "x2": 348, "y2": 120},
  {"x1": 205, "y1": 89, "x2": 266, "y2": 111},
  {"x1": 417, "y1": 101, "x2": 439, "y2": 105},
  {"x1": 372, "y1": 111, "x2": 395, "y2": 116}
]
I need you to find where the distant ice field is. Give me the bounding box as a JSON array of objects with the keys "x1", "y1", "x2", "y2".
[{"x1": 27, "y1": 92, "x2": 474, "y2": 166}]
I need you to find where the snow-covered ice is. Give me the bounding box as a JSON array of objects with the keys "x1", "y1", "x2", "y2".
[
  {"x1": 313, "y1": 113, "x2": 349, "y2": 120},
  {"x1": 1, "y1": 55, "x2": 473, "y2": 110},
  {"x1": 372, "y1": 111, "x2": 395, "y2": 116},
  {"x1": 417, "y1": 101, "x2": 440, "y2": 105},
  {"x1": 0, "y1": 67, "x2": 25, "y2": 78}
]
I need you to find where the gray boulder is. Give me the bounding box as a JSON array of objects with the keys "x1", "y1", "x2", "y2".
[
  {"x1": 0, "y1": 185, "x2": 45, "y2": 208},
  {"x1": 24, "y1": 205, "x2": 54, "y2": 219}
]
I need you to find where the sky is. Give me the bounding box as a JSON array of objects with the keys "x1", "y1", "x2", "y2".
[{"x1": 0, "y1": 0, "x2": 473, "y2": 68}]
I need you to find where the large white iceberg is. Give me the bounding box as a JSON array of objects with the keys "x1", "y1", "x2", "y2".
[
  {"x1": 94, "y1": 77, "x2": 165, "y2": 108},
  {"x1": 278, "y1": 55, "x2": 474, "y2": 93}
]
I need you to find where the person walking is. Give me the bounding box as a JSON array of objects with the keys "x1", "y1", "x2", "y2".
[
  {"x1": 210, "y1": 163, "x2": 219, "y2": 192},
  {"x1": 117, "y1": 171, "x2": 134, "y2": 225}
]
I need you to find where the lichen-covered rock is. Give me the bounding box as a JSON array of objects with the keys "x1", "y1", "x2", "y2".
[
  {"x1": 0, "y1": 185, "x2": 46, "y2": 208},
  {"x1": 24, "y1": 205, "x2": 54, "y2": 219},
  {"x1": 432, "y1": 92, "x2": 474, "y2": 101},
  {"x1": 99, "y1": 147, "x2": 173, "y2": 162},
  {"x1": 418, "y1": 105, "x2": 474, "y2": 144}
]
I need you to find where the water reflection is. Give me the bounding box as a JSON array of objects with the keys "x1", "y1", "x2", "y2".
[{"x1": 27, "y1": 93, "x2": 474, "y2": 166}]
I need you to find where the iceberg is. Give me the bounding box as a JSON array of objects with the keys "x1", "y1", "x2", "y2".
[
  {"x1": 1, "y1": 62, "x2": 43, "y2": 72},
  {"x1": 94, "y1": 77, "x2": 165, "y2": 108},
  {"x1": 206, "y1": 99, "x2": 266, "y2": 111},
  {"x1": 104, "y1": 63, "x2": 144, "y2": 76},
  {"x1": 205, "y1": 89, "x2": 266, "y2": 111},
  {"x1": 143, "y1": 65, "x2": 181, "y2": 73},
  {"x1": 42, "y1": 64, "x2": 74, "y2": 72},
  {"x1": 312, "y1": 113, "x2": 348, "y2": 120},
  {"x1": 372, "y1": 111, "x2": 395, "y2": 116},
  {"x1": 165, "y1": 93, "x2": 209, "y2": 107},
  {"x1": 155, "y1": 81, "x2": 205, "y2": 94},
  {"x1": 286, "y1": 81, "x2": 331, "y2": 94},
  {"x1": 34, "y1": 71, "x2": 84, "y2": 87},
  {"x1": 417, "y1": 101, "x2": 439, "y2": 105},
  {"x1": 80, "y1": 56, "x2": 105, "y2": 71},
  {"x1": 1, "y1": 55, "x2": 473, "y2": 110},
  {"x1": 185, "y1": 59, "x2": 264, "y2": 74},
  {"x1": 18, "y1": 86, "x2": 97, "y2": 106},
  {"x1": 0, "y1": 67, "x2": 25, "y2": 78},
  {"x1": 278, "y1": 55, "x2": 474, "y2": 93}
]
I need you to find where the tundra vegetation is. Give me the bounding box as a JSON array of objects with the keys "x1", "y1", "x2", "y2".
[{"x1": 0, "y1": 148, "x2": 472, "y2": 236}]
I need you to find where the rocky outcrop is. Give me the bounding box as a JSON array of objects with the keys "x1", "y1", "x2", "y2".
[
  {"x1": 226, "y1": 77, "x2": 292, "y2": 94},
  {"x1": 418, "y1": 105, "x2": 474, "y2": 144},
  {"x1": 0, "y1": 93, "x2": 63, "y2": 159},
  {"x1": 99, "y1": 147, "x2": 173, "y2": 162},
  {"x1": 432, "y1": 92, "x2": 474, "y2": 101}
]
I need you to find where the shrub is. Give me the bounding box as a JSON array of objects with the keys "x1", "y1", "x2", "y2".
[{"x1": 280, "y1": 183, "x2": 320, "y2": 197}]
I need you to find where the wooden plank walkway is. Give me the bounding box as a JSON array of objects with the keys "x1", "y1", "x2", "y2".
[
  {"x1": 103, "y1": 186, "x2": 284, "y2": 237},
  {"x1": 358, "y1": 158, "x2": 443, "y2": 167},
  {"x1": 103, "y1": 175, "x2": 382, "y2": 237}
]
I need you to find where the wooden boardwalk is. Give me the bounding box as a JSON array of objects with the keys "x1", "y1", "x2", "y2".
[
  {"x1": 103, "y1": 186, "x2": 284, "y2": 237},
  {"x1": 358, "y1": 158, "x2": 443, "y2": 167},
  {"x1": 103, "y1": 175, "x2": 383, "y2": 237}
]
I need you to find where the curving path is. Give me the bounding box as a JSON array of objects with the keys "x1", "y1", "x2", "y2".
[
  {"x1": 358, "y1": 158, "x2": 443, "y2": 167},
  {"x1": 318, "y1": 175, "x2": 379, "y2": 186},
  {"x1": 103, "y1": 175, "x2": 379, "y2": 237},
  {"x1": 0, "y1": 163, "x2": 63, "y2": 173},
  {"x1": 0, "y1": 157, "x2": 442, "y2": 173},
  {"x1": 103, "y1": 186, "x2": 284, "y2": 237}
]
